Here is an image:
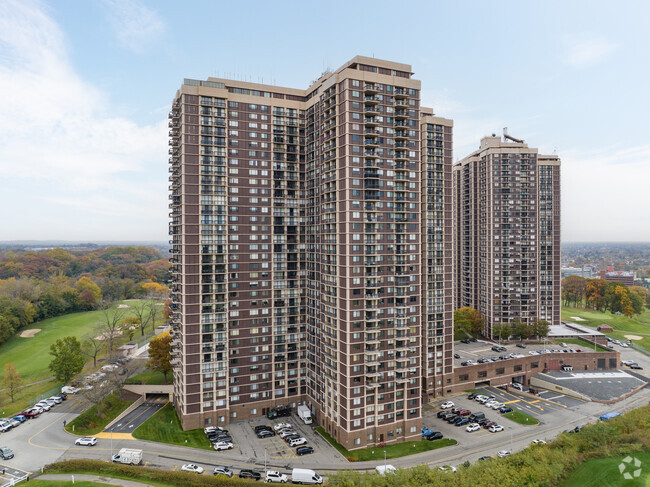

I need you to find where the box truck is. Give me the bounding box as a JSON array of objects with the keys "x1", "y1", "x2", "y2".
[
  {"x1": 297, "y1": 405, "x2": 313, "y2": 424},
  {"x1": 111, "y1": 448, "x2": 143, "y2": 465}
]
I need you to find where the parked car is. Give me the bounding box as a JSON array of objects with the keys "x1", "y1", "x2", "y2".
[
  {"x1": 12, "y1": 415, "x2": 27, "y2": 423},
  {"x1": 440, "y1": 401, "x2": 454, "y2": 409},
  {"x1": 499, "y1": 406, "x2": 513, "y2": 414},
  {"x1": 438, "y1": 465, "x2": 457, "y2": 473},
  {"x1": 204, "y1": 426, "x2": 227, "y2": 435},
  {"x1": 454, "y1": 353, "x2": 460, "y2": 359},
  {"x1": 516, "y1": 343, "x2": 527, "y2": 348},
  {"x1": 35, "y1": 402, "x2": 51, "y2": 411},
  {"x1": 296, "y1": 446, "x2": 314, "y2": 456},
  {"x1": 265, "y1": 471, "x2": 288, "y2": 483},
  {"x1": 492, "y1": 346, "x2": 506, "y2": 352},
  {"x1": 490, "y1": 402, "x2": 504, "y2": 410},
  {"x1": 425, "y1": 432, "x2": 443, "y2": 441},
  {"x1": 422, "y1": 427, "x2": 436, "y2": 436},
  {"x1": 461, "y1": 360, "x2": 475, "y2": 366},
  {"x1": 497, "y1": 450, "x2": 511, "y2": 458},
  {"x1": 257, "y1": 430, "x2": 275, "y2": 439},
  {"x1": 446, "y1": 415, "x2": 460, "y2": 423},
  {"x1": 213, "y1": 466, "x2": 233, "y2": 477},
  {"x1": 489, "y1": 424, "x2": 504, "y2": 433},
  {"x1": 0, "y1": 447, "x2": 14, "y2": 460},
  {"x1": 273, "y1": 422, "x2": 292, "y2": 431},
  {"x1": 181, "y1": 464, "x2": 204, "y2": 474},
  {"x1": 279, "y1": 429, "x2": 298, "y2": 438},
  {"x1": 239, "y1": 469, "x2": 262, "y2": 481},
  {"x1": 467, "y1": 393, "x2": 478, "y2": 400},
  {"x1": 210, "y1": 435, "x2": 233, "y2": 444},
  {"x1": 21, "y1": 409, "x2": 41, "y2": 419},
  {"x1": 457, "y1": 409, "x2": 471, "y2": 416},
  {"x1": 466, "y1": 423, "x2": 481, "y2": 432},
  {"x1": 283, "y1": 434, "x2": 301, "y2": 443},
  {"x1": 75, "y1": 437, "x2": 97, "y2": 446},
  {"x1": 289, "y1": 437, "x2": 307, "y2": 447},
  {"x1": 531, "y1": 439, "x2": 547, "y2": 445},
  {"x1": 511, "y1": 382, "x2": 524, "y2": 391},
  {"x1": 630, "y1": 364, "x2": 643, "y2": 370},
  {"x1": 437, "y1": 410, "x2": 449, "y2": 418},
  {"x1": 213, "y1": 441, "x2": 234, "y2": 451},
  {"x1": 455, "y1": 418, "x2": 470, "y2": 427},
  {"x1": 460, "y1": 339, "x2": 470, "y2": 344},
  {"x1": 478, "y1": 456, "x2": 492, "y2": 461},
  {"x1": 254, "y1": 425, "x2": 273, "y2": 433},
  {"x1": 49, "y1": 396, "x2": 63, "y2": 404}
]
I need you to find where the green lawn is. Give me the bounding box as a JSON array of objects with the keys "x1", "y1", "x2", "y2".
[
  {"x1": 125, "y1": 370, "x2": 169, "y2": 385},
  {"x1": 315, "y1": 426, "x2": 456, "y2": 462},
  {"x1": 562, "y1": 306, "x2": 650, "y2": 351},
  {"x1": 66, "y1": 391, "x2": 133, "y2": 435},
  {"x1": 560, "y1": 451, "x2": 650, "y2": 487},
  {"x1": 132, "y1": 403, "x2": 211, "y2": 450},
  {"x1": 502, "y1": 409, "x2": 539, "y2": 425}
]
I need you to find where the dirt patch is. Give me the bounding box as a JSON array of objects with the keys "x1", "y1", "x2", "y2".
[
  {"x1": 117, "y1": 304, "x2": 131, "y2": 309},
  {"x1": 571, "y1": 316, "x2": 587, "y2": 321},
  {"x1": 20, "y1": 328, "x2": 41, "y2": 338},
  {"x1": 624, "y1": 335, "x2": 643, "y2": 341}
]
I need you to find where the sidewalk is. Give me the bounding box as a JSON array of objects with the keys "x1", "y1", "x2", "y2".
[{"x1": 37, "y1": 474, "x2": 153, "y2": 486}]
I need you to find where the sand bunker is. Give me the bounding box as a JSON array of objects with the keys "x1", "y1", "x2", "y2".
[
  {"x1": 624, "y1": 335, "x2": 643, "y2": 341},
  {"x1": 117, "y1": 304, "x2": 131, "y2": 309},
  {"x1": 20, "y1": 328, "x2": 41, "y2": 338},
  {"x1": 571, "y1": 317, "x2": 587, "y2": 321}
]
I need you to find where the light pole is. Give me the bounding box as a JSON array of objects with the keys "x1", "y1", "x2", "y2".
[
  {"x1": 264, "y1": 448, "x2": 267, "y2": 473},
  {"x1": 384, "y1": 450, "x2": 387, "y2": 472},
  {"x1": 110, "y1": 428, "x2": 113, "y2": 460}
]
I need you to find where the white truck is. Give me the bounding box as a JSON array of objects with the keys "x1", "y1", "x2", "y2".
[
  {"x1": 297, "y1": 405, "x2": 312, "y2": 424},
  {"x1": 111, "y1": 448, "x2": 143, "y2": 465},
  {"x1": 291, "y1": 468, "x2": 323, "y2": 485},
  {"x1": 376, "y1": 465, "x2": 397, "y2": 475}
]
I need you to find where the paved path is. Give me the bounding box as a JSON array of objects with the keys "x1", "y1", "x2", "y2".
[{"x1": 37, "y1": 473, "x2": 153, "y2": 486}]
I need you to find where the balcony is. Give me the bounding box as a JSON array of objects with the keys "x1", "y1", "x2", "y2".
[{"x1": 364, "y1": 84, "x2": 379, "y2": 94}]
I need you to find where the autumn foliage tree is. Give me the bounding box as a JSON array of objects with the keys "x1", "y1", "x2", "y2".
[
  {"x1": 49, "y1": 336, "x2": 85, "y2": 384},
  {"x1": 454, "y1": 307, "x2": 484, "y2": 339},
  {"x1": 147, "y1": 332, "x2": 173, "y2": 384},
  {"x1": 2, "y1": 362, "x2": 23, "y2": 402}
]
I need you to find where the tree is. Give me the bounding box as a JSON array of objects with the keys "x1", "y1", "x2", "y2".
[
  {"x1": 586, "y1": 279, "x2": 607, "y2": 311},
  {"x1": 147, "y1": 332, "x2": 173, "y2": 384},
  {"x1": 2, "y1": 362, "x2": 23, "y2": 402},
  {"x1": 454, "y1": 307, "x2": 484, "y2": 339},
  {"x1": 48, "y1": 336, "x2": 84, "y2": 384},
  {"x1": 492, "y1": 323, "x2": 511, "y2": 343},
  {"x1": 131, "y1": 300, "x2": 152, "y2": 337},
  {"x1": 82, "y1": 331, "x2": 105, "y2": 368},
  {"x1": 562, "y1": 276, "x2": 587, "y2": 307},
  {"x1": 75, "y1": 277, "x2": 103, "y2": 305},
  {"x1": 512, "y1": 319, "x2": 533, "y2": 341},
  {"x1": 147, "y1": 299, "x2": 161, "y2": 334},
  {"x1": 532, "y1": 319, "x2": 551, "y2": 338},
  {"x1": 98, "y1": 306, "x2": 126, "y2": 357}
]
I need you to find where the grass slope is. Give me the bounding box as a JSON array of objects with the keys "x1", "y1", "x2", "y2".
[
  {"x1": 562, "y1": 306, "x2": 650, "y2": 351},
  {"x1": 316, "y1": 426, "x2": 456, "y2": 461},
  {"x1": 132, "y1": 403, "x2": 211, "y2": 450},
  {"x1": 502, "y1": 409, "x2": 539, "y2": 425},
  {"x1": 125, "y1": 370, "x2": 169, "y2": 385},
  {"x1": 560, "y1": 451, "x2": 650, "y2": 487},
  {"x1": 66, "y1": 391, "x2": 133, "y2": 435},
  {"x1": 32, "y1": 482, "x2": 113, "y2": 487}
]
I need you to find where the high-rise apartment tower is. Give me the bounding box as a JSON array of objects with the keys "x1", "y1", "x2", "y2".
[
  {"x1": 168, "y1": 56, "x2": 453, "y2": 450},
  {"x1": 453, "y1": 135, "x2": 561, "y2": 338}
]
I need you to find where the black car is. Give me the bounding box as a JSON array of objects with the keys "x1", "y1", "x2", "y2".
[
  {"x1": 469, "y1": 337, "x2": 477, "y2": 342},
  {"x1": 239, "y1": 469, "x2": 262, "y2": 481},
  {"x1": 516, "y1": 343, "x2": 527, "y2": 348},
  {"x1": 257, "y1": 430, "x2": 275, "y2": 439},
  {"x1": 211, "y1": 435, "x2": 233, "y2": 443},
  {"x1": 467, "y1": 392, "x2": 478, "y2": 400},
  {"x1": 454, "y1": 353, "x2": 461, "y2": 359},
  {"x1": 283, "y1": 434, "x2": 300, "y2": 443},
  {"x1": 425, "y1": 432, "x2": 443, "y2": 441},
  {"x1": 460, "y1": 339, "x2": 470, "y2": 344},
  {"x1": 437, "y1": 410, "x2": 449, "y2": 418},
  {"x1": 56, "y1": 392, "x2": 68, "y2": 400},
  {"x1": 477, "y1": 418, "x2": 490, "y2": 425},
  {"x1": 478, "y1": 456, "x2": 492, "y2": 461},
  {"x1": 446, "y1": 415, "x2": 460, "y2": 423},
  {"x1": 254, "y1": 425, "x2": 273, "y2": 433},
  {"x1": 296, "y1": 446, "x2": 314, "y2": 456},
  {"x1": 629, "y1": 364, "x2": 643, "y2": 370},
  {"x1": 441, "y1": 412, "x2": 455, "y2": 421}
]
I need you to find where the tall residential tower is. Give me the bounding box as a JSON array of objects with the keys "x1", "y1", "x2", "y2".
[
  {"x1": 453, "y1": 135, "x2": 561, "y2": 338},
  {"x1": 168, "y1": 56, "x2": 453, "y2": 449}
]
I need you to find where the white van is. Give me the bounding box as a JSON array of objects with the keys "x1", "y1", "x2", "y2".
[
  {"x1": 291, "y1": 468, "x2": 323, "y2": 484},
  {"x1": 289, "y1": 437, "x2": 307, "y2": 447}
]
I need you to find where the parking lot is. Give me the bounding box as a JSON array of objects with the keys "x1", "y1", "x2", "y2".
[{"x1": 218, "y1": 412, "x2": 344, "y2": 466}]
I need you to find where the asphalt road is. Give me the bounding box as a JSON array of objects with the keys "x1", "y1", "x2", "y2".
[
  {"x1": 105, "y1": 394, "x2": 168, "y2": 433},
  {"x1": 2, "y1": 380, "x2": 648, "y2": 477}
]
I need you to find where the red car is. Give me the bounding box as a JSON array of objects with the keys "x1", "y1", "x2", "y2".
[
  {"x1": 482, "y1": 421, "x2": 496, "y2": 429},
  {"x1": 458, "y1": 409, "x2": 471, "y2": 416},
  {"x1": 21, "y1": 408, "x2": 41, "y2": 418}
]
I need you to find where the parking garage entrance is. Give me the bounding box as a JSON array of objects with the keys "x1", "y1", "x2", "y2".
[{"x1": 474, "y1": 380, "x2": 491, "y2": 387}]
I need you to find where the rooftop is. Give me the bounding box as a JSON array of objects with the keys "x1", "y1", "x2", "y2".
[{"x1": 533, "y1": 370, "x2": 647, "y2": 402}]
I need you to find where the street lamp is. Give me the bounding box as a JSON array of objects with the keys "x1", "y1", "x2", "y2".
[
  {"x1": 384, "y1": 450, "x2": 387, "y2": 472},
  {"x1": 264, "y1": 448, "x2": 267, "y2": 473}
]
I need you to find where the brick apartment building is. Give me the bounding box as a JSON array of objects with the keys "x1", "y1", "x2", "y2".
[{"x1": 168, "y1": 56, "x2": 454, "y2": 449}]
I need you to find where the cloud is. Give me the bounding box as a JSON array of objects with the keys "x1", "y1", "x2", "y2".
[
  {"x1": 0, "y1": 0, "x2": 168, "y2": 240},
  {"x1": 561, "y1": 144, "x2": 650, "y2": 241},
  {"x1": 563, "y1": 37, "x2": 620, "y2": 69},
  {"x1": 102, "y1": 0, "x2": 165, "y2": 53}
]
